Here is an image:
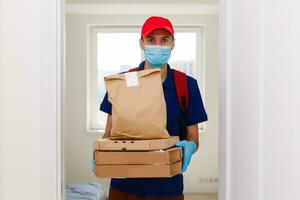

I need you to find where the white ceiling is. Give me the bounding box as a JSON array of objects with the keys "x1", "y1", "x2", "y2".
[{"x1": 66, "y1": 0, "x2": 218, "y2": 4}]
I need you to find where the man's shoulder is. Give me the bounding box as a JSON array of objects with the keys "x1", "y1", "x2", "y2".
[{"x1": 171, "y1": 68, "x2": 198, "y2": 86}]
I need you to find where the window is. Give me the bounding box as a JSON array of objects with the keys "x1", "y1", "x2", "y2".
[{"x1": 87, "y1": 26, "x2": 206, "y2": 133}]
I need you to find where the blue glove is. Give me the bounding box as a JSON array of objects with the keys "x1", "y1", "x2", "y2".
[
  {"x1": 175, "y1": 140, "x2": 197, "y2": 173},
  {"x1": 91, "y1": 159, "x2": 95, "y2": 173}
]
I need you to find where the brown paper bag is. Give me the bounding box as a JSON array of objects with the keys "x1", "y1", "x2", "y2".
[{"x1": 104, "y1": 68, "x2": 170, "y2": 139}]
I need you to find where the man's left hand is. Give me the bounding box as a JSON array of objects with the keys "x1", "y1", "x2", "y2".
[{"x1": 175, "y1": 140, "x2": 197, "y2": 173}]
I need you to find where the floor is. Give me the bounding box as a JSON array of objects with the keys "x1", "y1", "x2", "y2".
[{"x1": 184, "y1": 193, "x2": 218, "y2": 200}]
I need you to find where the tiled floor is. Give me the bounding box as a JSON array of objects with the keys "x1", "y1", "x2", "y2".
[{"x1": 184, "y1": 193, "x2": 218, "y2": 200}]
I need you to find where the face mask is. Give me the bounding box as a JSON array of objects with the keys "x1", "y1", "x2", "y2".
[{"x1": 144, "y1": 45, "x2": 171, "y2": 68}]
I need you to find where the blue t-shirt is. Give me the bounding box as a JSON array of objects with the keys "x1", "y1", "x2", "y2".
[{"x1": 99, "y1": 61, "x2": 208, "y2": 197}]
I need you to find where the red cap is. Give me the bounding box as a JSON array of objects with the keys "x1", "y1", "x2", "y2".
[{"x1": 141, "y1": 16, "x2": 174, "y2": 37}]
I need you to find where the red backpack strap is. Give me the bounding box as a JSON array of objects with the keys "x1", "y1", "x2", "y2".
[
  {"x1": 128, "y1": 67, "x2": 139, "y2": 72},
  {"x1": 173, "y1": 69, "x2": 189, "y2": 140},
  {"x1": 173, "y1": 69, "x2": 189, "y2": 110}
]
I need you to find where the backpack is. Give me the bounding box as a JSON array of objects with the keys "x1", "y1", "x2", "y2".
[{"x1": 128, "y1": 67, "x2": 189, "y2": 140}]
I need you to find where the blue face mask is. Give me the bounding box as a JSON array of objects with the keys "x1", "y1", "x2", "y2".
[{"x1": 144, "y1": 45, "x2": 171, "y2": 68}]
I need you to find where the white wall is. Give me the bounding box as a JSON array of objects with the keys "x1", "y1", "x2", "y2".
[
  {"x1": 262, "y1": 1, "x2": 300, "y2": 199},
  {"x1": 0, "y1": 0, "x2": 61, "y2": 200},
  {"x1": 65, "y1": 12, "x2": 219, "y2": 192},
  {"x1": 219, "y1": 0, "x2": 300, "y2": 199}
]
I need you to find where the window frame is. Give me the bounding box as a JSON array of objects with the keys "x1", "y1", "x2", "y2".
[{"x1": 86, "y1": 25, "x2": 207, "y2": 134}]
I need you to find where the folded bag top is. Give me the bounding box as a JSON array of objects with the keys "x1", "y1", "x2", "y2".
[
  {"x1": 104, "y1": 67, "x2": 160, "y2": 81},
  {"x1": 104, "y1": 68, "x2": 170, "y2": 140}
]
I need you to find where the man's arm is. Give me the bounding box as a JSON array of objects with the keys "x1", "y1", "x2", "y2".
[
  {"x1": 186, "y1": 124, "x2": 199, "y2": 150},
  {"x1": 102, "y1": 114, "x2": 112, "y2": 138}
]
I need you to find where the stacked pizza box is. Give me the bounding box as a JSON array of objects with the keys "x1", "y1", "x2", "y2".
[{"x1": 93, "y1": 136, "x2": 182, "y2": 178}]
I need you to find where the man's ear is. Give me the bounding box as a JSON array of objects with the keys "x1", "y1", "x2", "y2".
[
  {"x1": 139, "y1": 38, "x2": 145, "y2": 50},
  {"x1": 171, "y1": 39, "x2": 175, "y2": 50}
]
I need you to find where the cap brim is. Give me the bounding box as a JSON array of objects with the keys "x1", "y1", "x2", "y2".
[{"x1": 142, "y1": 25, "x2": 174, "y2": 37}]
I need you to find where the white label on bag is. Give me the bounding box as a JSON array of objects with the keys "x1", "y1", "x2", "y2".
[{"x1": 125, "y1": 72, "x2": 139, "y2": 87}]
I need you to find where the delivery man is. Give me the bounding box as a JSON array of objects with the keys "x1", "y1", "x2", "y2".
[{"x1": 100, "y1": 16, "x2": 208, "y2": 200}]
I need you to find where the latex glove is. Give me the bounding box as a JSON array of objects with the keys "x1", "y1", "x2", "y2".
[
  {"x1": 91, "y1": 159, "x2": 95, "y2": 173},
  {"x1": 175, "y1": 140, "x2": 197, "y2": 173}
]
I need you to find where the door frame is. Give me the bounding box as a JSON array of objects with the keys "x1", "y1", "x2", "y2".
[{"x1": 52, "y1": 1, "x2": 230, "y2": 199}]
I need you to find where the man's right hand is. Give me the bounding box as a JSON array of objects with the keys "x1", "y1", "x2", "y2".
[{"x1": 91, "y1": 159, "x2": 95, "y2": 173}]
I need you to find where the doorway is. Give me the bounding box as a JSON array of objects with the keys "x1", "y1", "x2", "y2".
[{"x1": 61, "y1": 1, "x2": 222, "y2": 200}]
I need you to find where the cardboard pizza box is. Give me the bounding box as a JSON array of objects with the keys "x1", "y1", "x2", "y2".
[
  {"x1": 93, "y1": 136, "x2": 179, "y2": 151},
  {"x1": 94, "y1": 160, "x2": 182, "y2": 178},
  {"x1": 94, "y1": 147, "x2": 182, "y2": 165}
]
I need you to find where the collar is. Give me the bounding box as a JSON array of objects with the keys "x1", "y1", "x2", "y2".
[{"x1": 138, "y1": 61, "x2": 175, "y2": 89}]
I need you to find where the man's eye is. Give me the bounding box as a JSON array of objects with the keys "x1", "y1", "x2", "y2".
[
  {"x1": 162, "y1": 38, "x2": 169, "y2": 42},
  {"x1": 147, "y1": 39, "x2": 154, "y2": 42}
]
